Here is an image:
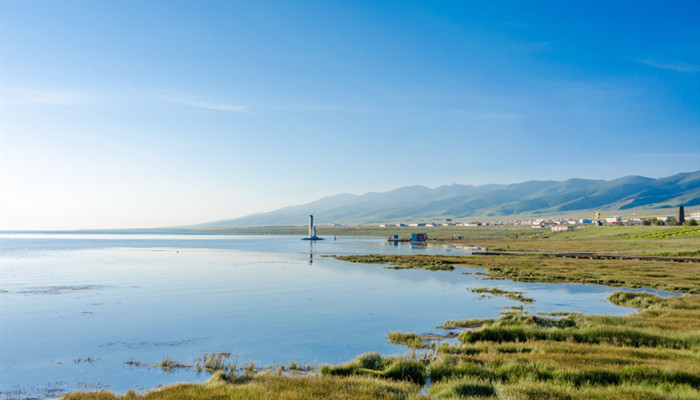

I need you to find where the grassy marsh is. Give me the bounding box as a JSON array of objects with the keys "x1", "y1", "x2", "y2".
[
  {"x1": 64, "y1": 225, "x2": 700, "y2": 399},
  {"x1": 469, "y1": 287, "x2": 534, "y2": 303},
  {"x1": 320, "y1": 291, "x2": 700, "y2": 399},
  {"x1": 320, "y1": 353, "x2": 428, "y2": 386},
  {"x1": 464, "y1": 255, "x2": 700, "y2": 294},
  {"x1": 334, "y1": 253, "x2": 700, "y2": 294},
  {"x1": 156, "y1": 357, "x2": 190, "y2": 371},
  {"x1": 62, "y1": 373, "x2": 423, "y2": 400},
  {"x1": 428, "y1": 291, "x2": 699, "y2": 399},
  {"x1": 336, "y1": 254, "x2": 455, "y2": 271},
  {"x1": 438, "y1": 318, "x2": 495, "y2": 330},
  {"x1": 196, "y1": 352, "x2": 237, "y2": 373},
  {"x1": 87, "y1": 289, "x2": 698, "y2": 400},
  {"x1": 76, "y1": 291, "x2": 691, "y2": 399},
  {"x1": 386, "y1": 331, "x2": 435, "y2": 349}
]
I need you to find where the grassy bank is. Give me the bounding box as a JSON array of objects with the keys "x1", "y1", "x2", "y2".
[
  {"x1": 62, "y1": 373, "x2": 423, "y2": 400},
  {"x1": 469, "y1": 287, "x2": 534, "y2": 303},
  {"x1": 429, "y1": 291, "x2": 700, "y2": 399},
  {"x1": 66, "y1": 292, "x2": 699, "y2": 399},
  {"x1": 63, "y1": 226, "x2": 700, "y2": 399},
  {"x1": 335, "y1": 254, "x2": 700, "y2": 294},
  {"x1": 464, "y1": 254, "x2": 700, "y2": 294},
  {"x1": 336, "y1": 254, "x2": 456, "y2": 271},
  {"x1": 444, "y1": 225, "x2": 700, "y2": 255},
  {"x1": 315, "y1": 291, "x2": 700, "y2": 399}
]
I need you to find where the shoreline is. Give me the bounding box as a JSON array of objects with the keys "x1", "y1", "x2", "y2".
[
  {"x1": 62, "y1": 288, "x2": 700, "y2": 400},
  {"x1": 6, "y1": 227, "x2": 699, "y2": 399}
]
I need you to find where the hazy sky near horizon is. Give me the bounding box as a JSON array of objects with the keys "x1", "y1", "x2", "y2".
[{"x1": 1, "y1": 1, "x2": 699, "y2": 229}]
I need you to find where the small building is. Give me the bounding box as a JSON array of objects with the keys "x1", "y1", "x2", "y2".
[
  {"x1": 411, "y1": 233, "x2": 427, "y2": 242},
  {"x1": 579, "y1": 219, "x2": 592, "y2": 224},
  {"x1": 690, "y1": 212, "x2": 700, "y2": 221},
  {"x1": 532, "y1": 219, "x2": 549, "y2": 228},
  {"x1": 458, "y1": 222, "x2": 481, "y2": 227},
  {"x1": 552, "y1": 226, "x2": 575, "y2": 232},
  {"x1": 606, "y1": 216, "x2": 621, "y2": 224}
]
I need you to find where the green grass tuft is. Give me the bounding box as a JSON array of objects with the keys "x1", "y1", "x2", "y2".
[
  {"x1": 470, "y1": 287, "x2": 535, "y2": 303},
  {"x1": 321, "y1": 354, "x2": 427, "y2": 386},
  {"x1": 387, "y1": 331, "x2": 434, "y2": 349},
  {"x1": 156, "y1": 357, "x2": 190, "y2": 370},
  {"x1": 195, "y1": 352, "x2": 237, "y2": 372},
  {"x1": 438, "y1": 318, "x2": 494, "y2": 330}
]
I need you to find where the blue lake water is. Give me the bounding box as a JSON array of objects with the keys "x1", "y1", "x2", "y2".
[{"x1": 0, "y1": 232, "x2": 660, "y2": 398}]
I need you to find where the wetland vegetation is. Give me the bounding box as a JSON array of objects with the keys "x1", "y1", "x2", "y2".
[
  {"x1": 63, "y1": 225, "x2": 700, "y2": 399},
  {"x1": 334, "y1": 253, "x2": 699, "y2": 295},
  {"x1": 469, "y1": 287, "x2": 534, "y2": 304},
  {"x1": 335, "y1": 225, "x2": 700, "y2": 293},
  {"x1": 62, "y1": 374, "x2": 423, "y2": 400},
  {"x1": 424, "y1": 290, "x2": 700, "y2": 399},
  {"x1": 336, "y1": 254, "x2": 456, "y2": 271},
  {"x1": 386, "y1": 332, "x2": 435, "y2": 350},
  {"x1": 69, "y1": 290, "x2": 699, "y2": 399}
]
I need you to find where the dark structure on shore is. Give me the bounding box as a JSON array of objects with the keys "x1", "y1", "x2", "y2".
[
  {"x1": 388, "y1": 233, "x2": 428, "y2": 242},
  {"x1": 678, "y1": 206, "x2": 685, "y2": 224}
]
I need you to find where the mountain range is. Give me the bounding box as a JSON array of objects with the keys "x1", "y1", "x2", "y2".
[{"x1": 193, "y1": 171, "x2": 700, "y2": 228}]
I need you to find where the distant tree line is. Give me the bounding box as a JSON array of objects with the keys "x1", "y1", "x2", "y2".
[{"x1": 641, "y1": 217, "x2": 697, "y2": 226}]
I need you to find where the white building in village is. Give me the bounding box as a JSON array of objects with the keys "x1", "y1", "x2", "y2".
[{"x1": 552, "y1": 226, "x2": 575, "y2": 232}]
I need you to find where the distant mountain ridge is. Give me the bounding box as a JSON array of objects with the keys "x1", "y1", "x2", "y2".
[{"x1": 194, "y1": 171, "x2": 700, "y2": 228}]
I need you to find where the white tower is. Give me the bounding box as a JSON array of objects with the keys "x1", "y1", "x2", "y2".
[{"x1": 302, "y1": 214, "x2": 323, "y2": 240}]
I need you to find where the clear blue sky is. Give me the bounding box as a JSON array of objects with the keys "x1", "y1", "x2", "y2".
[{"x1": 1, "y1": 0, "x2": 699, "y2": 229}]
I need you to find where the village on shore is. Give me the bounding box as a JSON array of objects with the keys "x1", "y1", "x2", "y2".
[{"x1": 317, "y1": 207, "x2": 700, "y2": 232}]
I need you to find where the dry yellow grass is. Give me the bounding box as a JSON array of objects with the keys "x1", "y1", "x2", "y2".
[{"x1": 62, "y1": 374, "x2": 423, "y2": 400}]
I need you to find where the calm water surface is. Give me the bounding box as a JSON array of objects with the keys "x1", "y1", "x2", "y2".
[{"x1": 0, "y1": 233, "x2": 657, "y2": 398}]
